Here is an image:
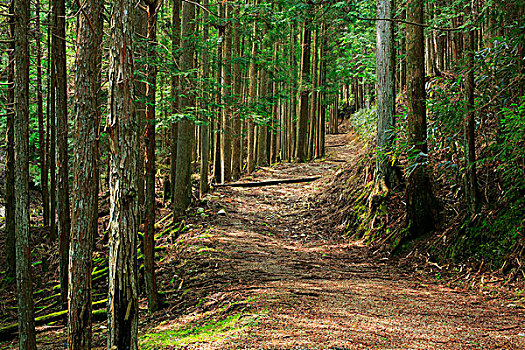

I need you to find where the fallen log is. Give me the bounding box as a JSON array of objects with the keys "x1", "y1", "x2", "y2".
[{"x1": 213, "y1": 176, "x2": 322, "y2": 188}]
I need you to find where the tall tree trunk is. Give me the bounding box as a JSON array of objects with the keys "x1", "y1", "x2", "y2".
[
  {"x1": 173, "y1": 0, "x2": 196, "y2": 217},
  {"x1": 14, "y1": 0, "x2": 36, "y2": 346},
  {"x1": 232, "y1": 5, "x2": 242, "y2": 180},
  {"x1": 36, "y1": 0, "x2": 49, "y2": 228},
  {"x1": 53, "y1": 0, "x2": 71, "y2": 309},
  {"x1": 257, "y1": 65, "x2": 269, "y2": 166},
  {"x1": 221, "y1": 3, "x2": 233, "y2": 182},
  {"x1": 5, "y1": 0, "x2": 16, "y2": 279},
  {"x1": 199, "y1": 0, "x2": 210, "y2": 196},
  {"x1": 107, "y1": 0, "x2": 139, "y2": 347},
  {"x1": 463, "y1": 3, "x2": 479, "y2": 214},
  {"x1": 247, "y1": 21, "x2": 257, "y2": 173},
  {"x1": 295, "y1": 18, "x2": 311, "y2": 163},
  {"x1": 144, "y1": 0, "x2": 159, "y2": 313},
  {"x1": 68, "y1": 0, "x2": 103, "y2": 347},
  {"x1": 376, "y1": 0, "x2": 396, "y2": 188},
  {"x1": 308, "y1": 30, "x2": 318, "y2": 160},
  {"x1": 49, "y1": 3, "x2": 57, "y2": 242},
  {"x1": 135, "y1": 4, "x2": 148, "y2": 220},
  {"x1": 170, "y1": 0, "x2": 181, "y2": 203},
  {"x1": 405, "y1": 0, "x2": 434, "y2": 237}
]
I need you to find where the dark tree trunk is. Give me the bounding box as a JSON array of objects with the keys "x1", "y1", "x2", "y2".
[
  {"x1": 296, "y1": 19, "x2": 311, "y2": 163},
  {"x1": 170, "y1": 0, "x2": 181, "y2": 203},
  {"x1": 36, "y1": 0, "x2": 49, "y2": 228},
  {"x1": 54, "y1": 0, "x2": 71, "y2": 310},
  {"x1": 5, "y1": 0, "x2": 16, "y2": 279},
  {"x1": 107, "y1": 0, "x2": 139, "y2": 347},
  {"x1": 199, "y1": 0, "x2": 210, "y2": 196},
  {"x1": 14, "y1": 0, "x2": 36, "y2": 346},
  {"x1": 221, "y1": 3, "x2": 233, "y2": 182},
  {"x1": 405, "y1": 0, "x2": 434, "y2": 237},
  {"x1": 68, "y1": 0, "x2": 103, "y2": 347},
  {"x1": 247, "y1": 21, "x2": 257, "y2": 173},
  {"x1": 144, "y1": 0, "x2": 159, "y2": 313}
]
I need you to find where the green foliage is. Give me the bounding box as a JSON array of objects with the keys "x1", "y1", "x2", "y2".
[{"x1": 139, "y1": 312, "x2": 252, "y2": 349}]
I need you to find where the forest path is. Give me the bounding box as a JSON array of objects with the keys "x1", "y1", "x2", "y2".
[{"x1": 145, "y1": 131, "x2": 525, "y2": 350}]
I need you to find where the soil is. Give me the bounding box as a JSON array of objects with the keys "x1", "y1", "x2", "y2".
[{"x1": 1, "y1": 129, "x2": 524, "y2": 349}]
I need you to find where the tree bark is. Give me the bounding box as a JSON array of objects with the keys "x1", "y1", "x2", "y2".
[
  {"x1": 376, "y1": 0, "x2": 396, "y2": 188},
  {"x1": 232, "y1": 5, "x2": 242, "y2": 180},
  {"x1": 144, "y1": 0, "x2": 159, "y2": 313},
  {"x1": 107, "y1": 0, "x2": 139, "y2": 347},
  {"x1": 247, "y1": 21, "x2": 257, "y2": 173},
  {"x1": 221, "y1": 3, "x2": 233, "y2": 182},
  {"x1": 36, "y1": 0, "x2": 50, "y2": 228},
  {"x1": 5, "y1": 0, "x2": 16, "y2": 279},
  {"x1": 405, "y1": 0, "x2": 434, "y2": 237},
  {"x1": 14, "y1": 0, "x2": 36, "y2": 346},
  {"x1": 170, "y1": 0, "x2": 181, "y2": 203},
  {"x1": 53, "y1": 0, "x2": 71, "y2": 310},
  {"x1": 199, "y1": 0, "x2": 210, "y2": 197},
  {"x1": 68, "y1": 0, "x2": 103, "y2": 347},
  {"x1": 173, "y1": 0, "x2": 196, "y2": 217},
  {"x1": 296, "y1": 18, "x2": 311, "y2": 162}
]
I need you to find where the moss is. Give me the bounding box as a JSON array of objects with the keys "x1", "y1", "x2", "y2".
[{"x1": 139, "y1": 312, "x2": 253, "y2": 349}]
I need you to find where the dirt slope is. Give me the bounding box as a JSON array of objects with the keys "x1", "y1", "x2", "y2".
[{"x1": 143, "y1": 132, "x2": 524, "y2": 349}]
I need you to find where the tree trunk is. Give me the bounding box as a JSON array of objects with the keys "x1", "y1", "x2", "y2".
[
  {"x1": 5, "y1": 0, "x2": 16, "y2": 279},
  {"x1": 173, "y1": 1, "x2": 196, "y2": 217},
  {"x1": 376, "y1": 0, "x2": 396, "y2": 188},
  {"x1": 13, "y1": 0, "x2": 36, "y2": 346},
  {"x1": 247, "y1": 22, "x2": 257, "y2": 173},
  {"x1": 405, "y1": 0, "x2": 434, "y2": 237},
  {"x1": 463, "y1": 4, "x2": 479, "y2": 214},
  {"x1": 170, "y1": 0, "x2": 181, "y2": 202},
  {"x1": 68, "y1": 0, "x2": 103, "y2": 347},
  {"x1": 53, "y1": 0, "x2": 71, "y2": 310},
  {"x1": 296, "y1": 18, "x2": 311, "y2": 163},
  {"x1": 36, "y1": 0, "x2": 49, "y2": 229},
  {"x1": 199, "y1": 0, "x2": 210, "y2": 197},
  {"x1": 221, "y1": 3, "x2": 233, "y2": 182},
  {"x1": 232, "y1": 5, "x2": 242, "y2": 180},
  {"x1": 144, "y1": 0, "x2": 159, "y2": 313},
  {"x1": 107, "y1": 0, "x2": 139, "y2": 347}
]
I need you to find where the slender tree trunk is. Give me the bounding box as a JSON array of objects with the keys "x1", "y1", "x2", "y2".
[
  {"x1": 68, "y1": 0, "x2": 103, "y2": 347},
  {"x1": 173, "y1": 0, "x2": 196, "y2": 217},
  {"x1": 54, "y1": 0, "x2": 71, "y2": 309},
  {"x1": 107, "y1": 0, "x2": 139, "y2": 347},
  {"x1": 199, "y1": 0, "x2": 210, "y2": 196},
  {"x1": 170, "y1": 0, "x2": 181, "y2": 202},
  {"x1": 296, "y1": 19, "x2": 311, "y2": 162},
  {"x1": 5, "y1": 0, "x2": 16, "y2": 279},
  {"x1": 405, "y1": 0, "x2": 434, "y2": 237},
  {"x1": 144, "y1": 0, "x2": 159, "y2": 313},
  {"x1": 376, "y1": 0, "x2": 396, "y2": 188},
  {"x1": 14, "y1": 0, "x2": 36, "y2": 346},
  {"x1": 36, "y1": 0, "x2": 49, "y2": 228},
  {"x1": 247, "y1": 22, "x2": 257, "y2": 173},
  {"x1": 49, "y1": 4, "x2": 57, "y2": 242},
  {"x1": 221, "y1": 3, "x2": 233, "y2": 182},
  {"x1": 463, "y1": 3, "x2": 479, "y2": 214},
  {"x1": 308, "y1": 30, "x2": 318, "y2": 160},
  {"x1": 232, "y1": 5, "x2": 242, "y2": 180},
  {"x1": 257, "y1": 65, "x2": 269, "y2": 166}
]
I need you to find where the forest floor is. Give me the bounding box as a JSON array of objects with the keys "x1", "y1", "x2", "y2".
[{"x1": 1, "y1": 128, "x2": 525, "y2": 349}]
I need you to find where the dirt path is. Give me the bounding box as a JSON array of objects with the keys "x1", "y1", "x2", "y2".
[{"x1": 144, "y1": 132, "x2": 525, "y2": 350}]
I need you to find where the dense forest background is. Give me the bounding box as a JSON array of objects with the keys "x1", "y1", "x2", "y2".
[{"x1": 0, "y1": 0, "x2": 523, "y2": 348}]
